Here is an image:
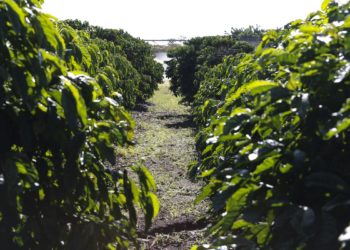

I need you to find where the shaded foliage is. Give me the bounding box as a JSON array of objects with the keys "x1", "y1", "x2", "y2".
[
  {"x1": 0, "y1": 1, "x2": 159, "y2": 249},
  {"x1": 191, "y1": 1, "x2": 350, "y2": 249}
]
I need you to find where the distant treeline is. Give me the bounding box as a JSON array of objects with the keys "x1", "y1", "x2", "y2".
[
  {"x1": 151, "y1": 26, "x2": 264, "y2": 54},
  {"x1": 152, "y1": 43, "x2": 182, "y2": 53},
  {"x1": 230, "y1": 25, "x2": 264, "y2": 47}
]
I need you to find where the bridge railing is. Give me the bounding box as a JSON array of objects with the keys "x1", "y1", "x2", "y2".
[{"x1": 144, "y1": 39, "x2": 188, "y2": 42}]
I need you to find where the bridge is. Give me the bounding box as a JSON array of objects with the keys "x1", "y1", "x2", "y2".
[{"x1": 144, "y1": 39, "x2": 187, "y2": 42}]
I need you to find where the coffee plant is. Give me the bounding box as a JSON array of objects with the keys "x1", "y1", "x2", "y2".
[
  {"x1": 63, "y1": 19, "x2": 164, "y2": 105},
  {"x1": 58, "y1": 22, "x2": 144, "y2": 108},
  {"x1": 0, "y1": 0, "x2": 159, "y2": 249},
  {"x1": 191, "y1": 0, "x2": 350, "y2": 249},
  {"x1": 165, "y1": 36, "x2": 254, "y2": 104}
]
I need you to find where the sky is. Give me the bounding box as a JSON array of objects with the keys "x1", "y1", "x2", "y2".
[{"x1": 42, "y1": 0, "x2": 325, "y2": 40}]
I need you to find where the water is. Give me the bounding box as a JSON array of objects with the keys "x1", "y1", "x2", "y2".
[
  {"x1": 155, "y1": 51, "x2": 169, "y2": 68},
  {"x1": 154, "y1": 51, "x2": 170, "y2": 79}
]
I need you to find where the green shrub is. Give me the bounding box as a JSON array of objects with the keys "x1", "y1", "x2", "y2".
[
  {"x1": 0, "y1": 1, "x2": 158, "y2": 248},
  {"x1": 166, "y1": 36, "x2": 254, "y2": 104},
  {"x1": 192, "y1": 1, "x2": 350, "y2": 249},
  {"x1": 58, "y1": 22, "x2": 143, "y2": 108},
  {"x1": 64, "y1": 19, "x2": 164, "y2": 104}
]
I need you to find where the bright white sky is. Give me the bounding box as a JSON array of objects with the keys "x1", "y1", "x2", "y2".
[{"x1": 42, "y1": 0, "x2": 324, "y2": 39}]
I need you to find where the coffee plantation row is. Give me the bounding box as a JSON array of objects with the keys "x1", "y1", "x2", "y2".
[
  {"x1": 166, "y1": 0, "x2": 350, "y2": 249},
  {"x1": 0, "y1": 0, "x2": 162, "y2": 249}
]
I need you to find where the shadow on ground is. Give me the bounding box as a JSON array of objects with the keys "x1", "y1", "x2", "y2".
[
  {"x1": 157, "y1": 113, "x2": 195, "y2": 129},
  {"x1": 132, "y1": 101, "x2": 155, "y2": 112}
]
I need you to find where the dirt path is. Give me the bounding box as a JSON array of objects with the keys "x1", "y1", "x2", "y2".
[{"x1": 116, "y1": 82, "x2": 207, "y2": 249}]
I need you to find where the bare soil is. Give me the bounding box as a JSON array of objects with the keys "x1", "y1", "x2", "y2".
[{"x1": 115, "y1": 82, "x2": 209, "y2": 249}]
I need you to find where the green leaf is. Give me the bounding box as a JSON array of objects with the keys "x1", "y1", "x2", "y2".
[
  {"x1": 343, "y1": 16, "x2": 350, "y2": 28},
  {"x1": 254, "y1": 224, "x2": 271, "y2": 245},
  {"x1": 39, "y1": 188, "x2": 45, "y2": 200},
  {"x1": 225, "y1": 81, "x2": 279, "y2": 104},
  {"x1": 16, "y1": 162, "x2": 28, "y2": 175},
  {"x1": 140, "y1": 165, "x2": 156, "y2": 191},
  {"x1": 277, "y1": 53, "x2": 298, "y2": 65},
  {"x1": 148, "y1": 192, "x2": 160, "y2": 219},
  {"x1": 226, "y1": 187, "x2": 252, "y2": 212},
  {"x1": 39, "y1": 49, "x2": 66, "y2": 75},
  {"x1": 195, "y1": 182, "x2": 217, "y2": 204},
  {"x1": 287, "y1": 73, "x2": 302, "y2": 91},
  {"x1": 321, "y1": 0, "x2": 331, "y2": 11},
  {"x1": 129, "y1": 179, "x2": 140, "y2": 203},
  {"x1": 144, "y1": 192, "x2": 160, "y2": 230},
  {"x1": 232, "y1": 219, "x2": 253, "y2": 229},
  {"x1": 123, "y1": 172, "x2": 137, "y2": 226},
  {"x1": 200, "y1": 168, "x2": 215, "y2": 178},
  {"x1": 299, "y1": 24, "x2": 322, "y2": 34},
  {"x1": 324, "y1": 118, "x2": 350, "y2": 140},
  {"x1": 35, "y1": 13, "x2": 65, "y2": 53},
  {"x1": 4, "y1": 0, "x2": 27, "y2": 34},
  {"x1": 230, "y1": 107, "x2": 252, "y2": 117},
  {"x1": 202, "y1": 144, "x2": 213, "y2": 155},
  {"x1": 279, "y1": 163, "x2": 293, "y2": 174},
  {"x1": 61, "y1": 77, "x2": 88, "y2": 127},
  {"x1": 253, "y1": 155, "x2": 280, "y2": 176}
]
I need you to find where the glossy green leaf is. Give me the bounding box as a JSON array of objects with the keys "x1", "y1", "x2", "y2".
[
  {"x1": 253, "y1": 155, "x2": 280, "y2": 176},
  {"x1": 226, "y1": 81, "x2": 279, "y2": 104},
  {"x1": 324, "y1": 118, "x2": 350, "y2": 140},
  {"x1": 321, "y1": 0, "x2": 331, "y2": 11},
  {"x1": 62, "y1": 77, "x2": 87, "y2": 126},
  {"x1": 148, "y1": 192, "x2": 160, "y2": 219},
  {"x1": 4, "y1": 0, "x2": 27, "y2": 33}
]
